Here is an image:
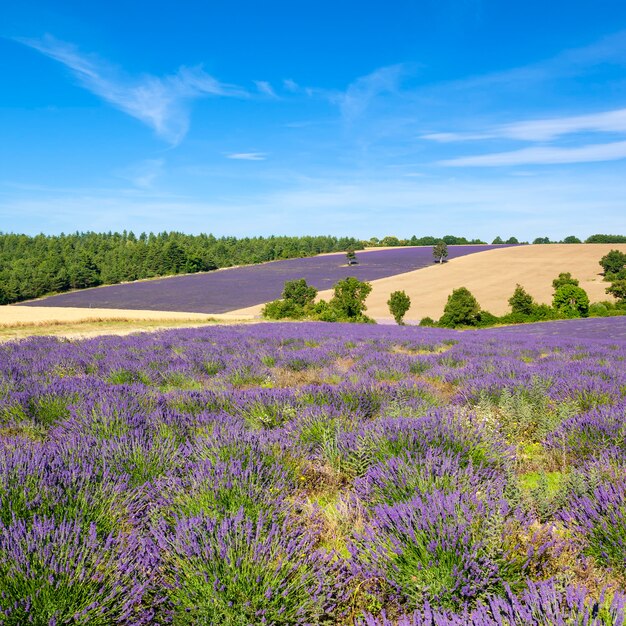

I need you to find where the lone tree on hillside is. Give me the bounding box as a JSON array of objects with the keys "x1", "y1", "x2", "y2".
[
  {"x1": 599, "y1": 249, "x2": 626, "y2": 276},
  {"x1": 553, "y1": 284, "x2": 590, "y2": 318},
  {"x1": 439, "y1": 287, "x2": 481, "y2": 327},
  {"x1": 508, "y1": 284, "x2": 536, "y2": 315},
  {"x1": 433, "y1": 241, "x2": 448, "y2": 264},
  {"x1": 387, "y1": 290, "x2": 411, "y2": 325}
]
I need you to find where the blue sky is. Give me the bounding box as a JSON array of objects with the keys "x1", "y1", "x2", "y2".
[{"x1": 2, "y1": 0, "x2": 626, "y2": 240}]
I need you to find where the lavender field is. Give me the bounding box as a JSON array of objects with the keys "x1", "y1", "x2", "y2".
[
  {"x1": 18, "y1": 245, "x2": 507, "y2": 313},
  {"x1": 1, "y1": 319, "x2": 626, "y2": 624}
]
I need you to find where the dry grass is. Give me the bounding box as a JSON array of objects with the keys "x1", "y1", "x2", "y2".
[{"x1": 0, "y1": 306, "x2": 256, "y2": 341}]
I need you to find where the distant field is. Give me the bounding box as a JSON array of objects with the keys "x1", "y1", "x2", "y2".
[
  {"x1": 347, "y1": 243, "x2": 626, "y2": 321},
  {"x1": 17, "y1": 245, "x2": 508, "y2": 314}
]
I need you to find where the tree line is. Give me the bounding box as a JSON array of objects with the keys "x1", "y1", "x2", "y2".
[{"x1": 0, "y1": 232, "x2": 362, "y2": 305}]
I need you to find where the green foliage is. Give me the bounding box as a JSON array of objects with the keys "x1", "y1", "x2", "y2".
[
  {"x1": 346, "y1": 248, "x2": 357, "y2": 263},
  {"x1": 475, "y1": 310, "x2": 500, "y2": 327},
  {"x1": 432, "y1": 240, "x2": 448, "y2": 264},
  {"x1": 281, "y1": 278, "x2": 317, "y2": 307},
  {"x1": 328, "y1": 277, "x2": 372, "y2": 319},
  {"x1": 562, "y1": 235, "x2": 582, "y2": 243},
  {"x1": 505, "y1": 237, "x2": 519, "y2": 244},
  {"x1": 552, "y1": 272, "x2": 579, "y2": 292},
  {"x1": 438, "y1": 287, "x2": 481, "y2": 327},
  {"x1": 265, "y1": 277, "x2": 375, "y2": 324},
  {"x1": 552, "y1": 284, "x2": 590, "y2": 318},
  {"x1": 262, "y1": 279, "x2": 317, "y2": 320},
  {"x1": 492, "y1": 236, "x2": 504, "y2": 244},
  {"x1": 606, "y1": 279, "x2": 626, "y2": 302},
  {"x1": 599, "y1": 249, "x2": 626, "y2": 276},
  {"x1": 586, "y1": 234, "x2": 626, "y2": 243},
  {"x1": 508, "y1": 284, "x2": 536, "y2": 315},
  {"x1": 533, "y1": 237, "x2": 552, "y2": 244},
  {"x1": 387, "y1": 290, "x2": 411, "y2": 324},
  {"x1": 419, "y1": 316, "x2": 436, "y2": 327}
]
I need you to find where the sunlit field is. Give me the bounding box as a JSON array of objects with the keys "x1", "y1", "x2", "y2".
[{"x1": 1, "y1": 320, "x2": 625, "y2": 624}]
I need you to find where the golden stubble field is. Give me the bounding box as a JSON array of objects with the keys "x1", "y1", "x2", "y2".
[
  {"x1": 356, "y1": 243, "x2": 626, "y2": 321},
  {"x1": 0, "y1": 307, "x2": 255, "y2": 341}
]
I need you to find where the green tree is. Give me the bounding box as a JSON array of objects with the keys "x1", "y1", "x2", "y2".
[
  {"x1": 552, "y1": 272, "x2": 579, "y2": 291},
  {"x1": 553, "y1": 284, "x2": 590, "y2": 318},
  {"x1": 492, "y1": 236, "x2": 504, "y2": 244},
  {"x1": 381, "y1": 236, "x2": 401, "y2": 247},
  {"x1": 433, "y1": 241, "x2": 448, "y2": 264},
  {"x1": 505, "y1": 237, "x2": 519, "y2": 244},
  {"x1": 439, "y1": 287, "x2": 481, "y2": 327},
  {"x1": 599, "y1": 249, "x2": 626, "y2": 276},
  {"x1": 346, "y1": 249, "x2": 357, "y2": 264},
  {"x1": 387, "y1": 290, "x2": 411, "y2": 325},
  {"x1": 282, "y1": 278, "x2": 317, "y2": 307},
  {"x1": 508, "y1": 284, "x2": 536, "y2": 315},
  {"x1": 262, "y1": 278, "x2": 317, "y2": 320},
  {"x1": 533, "y1": 237, "x2": 551, "y2": 244},
  {"x1": 563, "y1": 235, "x2": 582, "y2": 243},
  {"x1": 329, "y1": 277, "x2": 372, "y2": 319},
  {"x1": 606, "y1": 280, "x2": 626, "y2": 302}
]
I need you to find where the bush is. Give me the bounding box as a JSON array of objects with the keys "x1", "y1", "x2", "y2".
[
  {"x1": 508, "y1": 284, "x2": 536, "y2": 315},
  {"x1": 606, "y1": 279, "x2": 626, "y2": 302},
  {"x1": 262, "y1": 278, "x2": 317, "y2": 320},
  {"x1": 599, "y1": 249, "x2": 626, "y2": 276},
  {"x1": 387, "y1": 291, "x2": 411, "y2": 325},
  {"x1": 282, "y1": 278, "x2": 317, "y2": 307},
  {"x1": 329, "y1": 277, "x2": 372, "y2": 319},
  {"x1": 262, "y1": 299, "x2": 305, "y2": 320},
  {"x1": 419, "y1": 316, "x2": 436, "y2": 327},
  {"x1": 552, "y1": 284, "x2": 590, "y2": 318},
  {"x1": 475, "y1": 310, "x2": 499, "y2": 327},
  {"x1": 438, "y1": 287, "x2": 481, "y2": 327}
]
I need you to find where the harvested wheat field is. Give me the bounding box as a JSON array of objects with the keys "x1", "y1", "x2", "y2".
[
  {"x1": 358, "y1": 243, "x2": 626, "y2": 321},
  {"x1": 0, "y1": 306, "x2": 255, "y2": 341}
]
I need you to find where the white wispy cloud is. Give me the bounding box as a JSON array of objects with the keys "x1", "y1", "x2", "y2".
[
  {"x1": 283, "y1": 78, "x2": 300, "y2": 92},
  {"x1": 339, "y1": 64, "x2": 406, "y2": 122},
  {"x1": 226, "y1": 152, "x2": 267, "y2": 161},
  {"x1": 254, "y1": 80, "x2": 278, "y2": 98},
  {"x1": 424, "y1": 107, "x2": 626, "y2": 143},
  {"x1": 17, "y1": 35, "x2": 247, "y2": 145},
  {"x1": 439, "y1": 140, "x2": 626, "y2": 167}
]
